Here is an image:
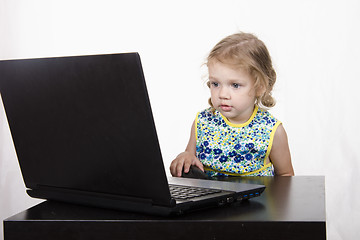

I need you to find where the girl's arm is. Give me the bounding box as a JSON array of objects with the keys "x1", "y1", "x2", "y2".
[
  {"x1": 170, "y1": 121, "x2": 204, "y2": 177},
  {"x1": 269, "y1": 124, "x2": 294, "y2": 176}
]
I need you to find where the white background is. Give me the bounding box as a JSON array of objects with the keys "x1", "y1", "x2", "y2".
[{"x1": 1, "y1": 0, "x2": 359, "y2": 239}]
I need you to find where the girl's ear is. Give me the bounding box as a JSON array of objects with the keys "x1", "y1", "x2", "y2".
[{"x1": 256, "y1": 85, "x2": 266, "y2": 97}]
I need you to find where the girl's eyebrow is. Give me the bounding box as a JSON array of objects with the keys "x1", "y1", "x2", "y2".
[{"x1": 210, "y1": 76, "x2": 244, "y2": 83}]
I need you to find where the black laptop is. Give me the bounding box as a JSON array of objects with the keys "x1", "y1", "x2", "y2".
[{"x1": 0, "y1": 53, "x2": 265, "y2": 216}]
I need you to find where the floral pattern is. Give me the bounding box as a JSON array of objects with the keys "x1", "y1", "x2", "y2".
[{"x1": 195, "y1": 106, "x2": 280, "y2": 177}]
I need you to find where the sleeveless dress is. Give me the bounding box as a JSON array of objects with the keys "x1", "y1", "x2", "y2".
[{"x1": 195, "y1": 105, "x2": 281, "y2": 177}]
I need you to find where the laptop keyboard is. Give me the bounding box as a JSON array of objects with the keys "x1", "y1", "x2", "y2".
[{"x1": 169, "y1": 184, "x2": 222, "y2": 201}]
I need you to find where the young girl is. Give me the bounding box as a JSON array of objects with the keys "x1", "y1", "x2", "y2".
[{"x1": 170, "y1": 32, "x2": 294, "y2": 177}]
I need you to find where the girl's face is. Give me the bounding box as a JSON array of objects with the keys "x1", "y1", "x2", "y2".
[{"x1": 208, "y1": 60, "x2": 257, "y2": 124}]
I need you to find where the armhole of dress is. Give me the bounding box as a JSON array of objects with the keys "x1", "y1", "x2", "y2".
[{"x1": 264, "y1": 120, "x2": 282, "y2": 163}]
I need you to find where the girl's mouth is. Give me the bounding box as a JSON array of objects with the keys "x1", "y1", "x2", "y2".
[{"x1": 220, "y1": 105, "x2": 232, "y2": 111}]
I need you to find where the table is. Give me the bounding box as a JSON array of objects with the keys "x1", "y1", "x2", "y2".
[{"x1": 3, "y1": 176, "x2": 326, "y2": 240}]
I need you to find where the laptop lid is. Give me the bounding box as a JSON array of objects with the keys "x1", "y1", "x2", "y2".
[{"x1": 0, "y1": 53, "x2": 173, "y2": 206}]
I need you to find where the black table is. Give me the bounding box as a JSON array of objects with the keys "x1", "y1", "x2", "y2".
[{"x1": 3, "y1": 176, "x2": 326, "y2": 240}]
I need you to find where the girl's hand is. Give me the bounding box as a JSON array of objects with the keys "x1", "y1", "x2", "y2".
[{"x1": 170, "y1": 151, "x2": 204, "y2": 177}]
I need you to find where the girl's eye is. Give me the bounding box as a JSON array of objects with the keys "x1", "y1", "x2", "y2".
[
  {"x1": 211, "y1": 82, "x2": 219, "y2": 87},
  {"x1": 232, "y1": 83, "x2": 240, "y2": 88}
]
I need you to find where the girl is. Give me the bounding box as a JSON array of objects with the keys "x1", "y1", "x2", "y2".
[{"x1": 170, "y1": 32, "x2": 294, "y2": 177}]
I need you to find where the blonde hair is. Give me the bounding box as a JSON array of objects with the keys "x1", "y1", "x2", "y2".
[{"x1": 206, "y1": 32, "x2": 276, "y2": 109}]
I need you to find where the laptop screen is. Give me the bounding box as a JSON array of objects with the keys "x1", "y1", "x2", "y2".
[{"x1": 0, "y1": 53, "x2": 173, "y2": 206}]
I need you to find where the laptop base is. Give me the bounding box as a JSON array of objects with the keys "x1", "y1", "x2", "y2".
[{"x1": 27, "y1": 188, "x2": 239, "y2": 216}]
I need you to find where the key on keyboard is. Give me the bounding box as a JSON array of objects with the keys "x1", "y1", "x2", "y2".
[{"x1": 169, "y1": 184, "x2": 222, "y2": 200}]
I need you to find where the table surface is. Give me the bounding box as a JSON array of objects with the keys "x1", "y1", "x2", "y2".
[
  {"x1": 4, "y1": 176, "x2": 326, "y2": 240},
  {"x1": 6, "y1": 176, "x2": 325, "y2": 222}
]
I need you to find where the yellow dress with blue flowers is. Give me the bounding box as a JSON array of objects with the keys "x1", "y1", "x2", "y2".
[{"x1": 195, "y1": 105, "x2": 281, "y2": 177}]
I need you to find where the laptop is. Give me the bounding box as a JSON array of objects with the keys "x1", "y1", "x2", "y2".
[{"x1": 0, "y1": 53, "x2": 265, "y2": 216}]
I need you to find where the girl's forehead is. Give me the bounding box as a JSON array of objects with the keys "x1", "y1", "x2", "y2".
[
  {"x1": 208, "y1": 61, "x2": 253, "y2": 82},
  {"x1": 207, "y1": 59, "x2": 249, "y2": 74}
]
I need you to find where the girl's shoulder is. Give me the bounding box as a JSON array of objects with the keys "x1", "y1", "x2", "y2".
[
  {"x1": 254, "y1": 107, "x2": 280, "y2": 127},
  {"x1": 197, "y1": 108, "x2": 221, "y2": 120},
  {"x1": 198, "y1": 107, "x2": 213, "y2": 116},
  {"x1": 196, "y1": 108, "x2": 227, "y2": 129}
]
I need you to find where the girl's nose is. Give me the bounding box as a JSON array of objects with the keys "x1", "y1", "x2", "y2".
[{"x1": 219, "y1": 86, "x2": 230, "y2": 99}]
